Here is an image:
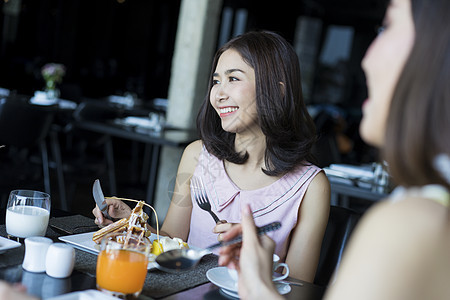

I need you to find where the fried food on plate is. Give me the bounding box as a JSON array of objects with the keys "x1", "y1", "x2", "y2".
[
  {"x1": 92, "y1": 200, "x2": 149, "y2": 244},
  {"x1": 92, "y1": 197, "x2": 188, "y2": 256}
]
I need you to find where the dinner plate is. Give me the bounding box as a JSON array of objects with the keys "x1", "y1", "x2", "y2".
[
  {"x1": 46, "y1": 289, "x2": 118, "y2": 300},
  {"x1": 59, "y1": 232, "x2": 100, "y2": 255},
  {"x1": 206, "y1": 267, "x2": 291, "y2": 298},
  {"x1": 59, "y1": 232, "x2": 205, "y2": 270},
  {"x1": 0, "y1": 235, "x2": 21, "y2": 254}
]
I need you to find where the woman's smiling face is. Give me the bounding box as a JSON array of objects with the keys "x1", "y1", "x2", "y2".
[
  {"x1": 360, "y1": 0, "x2": 415, "y2": 147},
  {"x1": 210, "y1": 49, "x2": 259, "y2": 134}
]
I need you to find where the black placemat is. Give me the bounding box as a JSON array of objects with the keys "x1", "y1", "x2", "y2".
[
  {"x1": 48, "y1": 215, "x2": 98, "y2": 235},
  {"x1": 74, "y1": 243, "x2": 219, "y2": 299}
]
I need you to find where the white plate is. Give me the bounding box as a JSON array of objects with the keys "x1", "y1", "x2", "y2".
[
  {"x1": 206, "y1": 267, "x2": 291, "y2": 298},
  {"x1": 59, "y1": 232, "x2": 206, "y2": 270},
  {"x1": 59, "y1": 232, "x2": 100, "y2": 255},
  {"x1": 46, "y1": 289, "x2": 118, "y2": 300},
  {"x1": 0, "y1": 235, "x2": 21, "y2": 254}
]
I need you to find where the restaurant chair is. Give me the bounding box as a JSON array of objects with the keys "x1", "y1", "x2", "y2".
[
  {"x1": 0, "y1": 95, "x2": 57, "y2": 207},
  {"x1": 314, "y1": 205, "x2": 361, "y2": 287}
]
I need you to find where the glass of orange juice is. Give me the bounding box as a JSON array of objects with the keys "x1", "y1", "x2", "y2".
[{"x1": 96, "y1": 232, "x2": 151, "y2": 298}]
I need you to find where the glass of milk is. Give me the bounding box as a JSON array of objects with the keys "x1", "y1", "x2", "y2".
[{"x1": 6, "y1": 190, "x2": 51, "y2": 239}]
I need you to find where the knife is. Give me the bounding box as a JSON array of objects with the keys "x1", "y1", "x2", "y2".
[{"x1": 93, "y1": 179, "x2": 111, "y2": 219}]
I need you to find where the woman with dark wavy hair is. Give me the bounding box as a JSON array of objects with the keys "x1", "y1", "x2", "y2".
[
  {"x1": 193, "y1": 30, "x2": 330, "y2": 281},
  {"x1": 198, "y1": 31, "x2": 318, "y2": 177},
  {"x1": 94, "y1": 30, "x2": 330, "y2": 282},
  {"x1": 219, "y1": 0, "x2": 450, "y2": 299}
]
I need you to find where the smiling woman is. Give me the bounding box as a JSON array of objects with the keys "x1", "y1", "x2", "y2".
[{"x1": 193, "y1": 31, "x2": 330, "y2": 282}]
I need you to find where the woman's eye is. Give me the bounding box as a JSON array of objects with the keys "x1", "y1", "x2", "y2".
[
  {"x1": 229, "y1": 76, "x2": 239, "y2": 82},
  {"x1": 212, "y1": 79, "x2": 219, "y2": 85}
]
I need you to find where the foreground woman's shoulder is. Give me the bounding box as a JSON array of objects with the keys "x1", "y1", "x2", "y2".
[
  {"x1": 351, "y1": 195, "x2": 447, "y2": 253},
  {"x1": 365, "y1": 195, "x2": 447, "y2": 228}
]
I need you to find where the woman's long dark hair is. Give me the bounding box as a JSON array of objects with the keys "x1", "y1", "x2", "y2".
[
  {"x1": 197, "y1": 31, "x2": 316, "y2": 176},
  {"x1": 383, "y1": 0, "x2": 450, "y2": 188}
]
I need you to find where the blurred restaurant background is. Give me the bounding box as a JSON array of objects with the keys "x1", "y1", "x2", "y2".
[{"x1": 0, "y1": 0, "x2": 390, "y2": 221}]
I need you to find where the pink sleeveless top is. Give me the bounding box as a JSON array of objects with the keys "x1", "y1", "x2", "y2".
[{"x1": 187, "y1": 147, "x2": 322, "y2": 261}]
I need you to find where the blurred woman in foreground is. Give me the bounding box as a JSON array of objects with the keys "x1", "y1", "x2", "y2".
[{"x1": 219, "y1": 0, "x2": 450, "y2": 299}]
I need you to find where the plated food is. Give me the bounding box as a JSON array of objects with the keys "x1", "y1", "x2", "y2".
[
  {"x1": 92, "y1": 201, "x2": 149, "y2": 244},
  {"x1": 92, "y1": 198, "x2": 188, "y2": 256}
]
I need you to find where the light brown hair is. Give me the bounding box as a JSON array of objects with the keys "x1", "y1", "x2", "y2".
[{"x1": 383, "y1": 0, "x2": 450, "y2": 188}]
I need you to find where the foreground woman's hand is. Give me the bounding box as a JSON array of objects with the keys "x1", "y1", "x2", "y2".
[
  {"x1": 219, "y1": 205, "x2": 282, "y2": 300},
  {"x1": 92, "y1": 198, "x2": 132, "y2": 227},
  {"x1": 0, "y1": 281, "x2": 38, "y2": 300}
]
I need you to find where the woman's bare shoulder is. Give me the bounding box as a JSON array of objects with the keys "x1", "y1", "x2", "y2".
[
  {"x1": 308, "y1": 170, "x2": 330, "y2": 192},
  {"x1": 182, "y1": 140, "x2": 203, "y2": 160},
  {"x1": 361, "y1": 195, "x2": 447, "y2": 236},
  {"x1": 301, "y1": 171, "x2": 330, "y2": 209},
  {"x1": 343, "y1": 196, "x2": 447, "y2": 269}
]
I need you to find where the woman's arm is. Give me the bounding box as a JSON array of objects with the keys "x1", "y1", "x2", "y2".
[
  {"x1": 158, "y1": 140, "x2": 203, "y2": 240},
  {"x1": 285, "y1": 171, "x2": 330, "y2": 282},
  {"x1": 93, "y1": 140, "x2": 201, "y2": 240}
]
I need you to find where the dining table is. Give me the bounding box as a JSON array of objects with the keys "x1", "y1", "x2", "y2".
[
  {"x1": 0, "y1": 210, "x2": 326, "y2": 299},
  {"x1": 42, "y1": 97, "x2": 198, "y2": 213},
  {"x1": 73, "y1": 115, "x2": 198, "y2": 209}
]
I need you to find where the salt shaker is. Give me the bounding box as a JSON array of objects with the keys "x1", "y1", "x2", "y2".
[
  {"x1": 45, "y1": 243, "x2": 75, "y2": 278},
  {"x1": 22, "y1": 236, "x2": 53, "y2": 273}
]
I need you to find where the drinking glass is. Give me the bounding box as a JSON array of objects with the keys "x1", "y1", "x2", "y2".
[
  {"x1": 96, "y1": 232, "x2": 151, "y2": 298},
  {"x1": 6, "y1": 190, "x2": 51, "y2": 240}
]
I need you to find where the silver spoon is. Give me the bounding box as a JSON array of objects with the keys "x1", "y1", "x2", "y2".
[{"x1": 155, "y1": 221, "x2": 281, "y2": 272}]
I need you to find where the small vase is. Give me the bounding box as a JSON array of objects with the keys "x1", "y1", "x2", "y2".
[
  {"x1": 45, "y1": 88, "x2": 60, "y2": 100},
  {"x1": 45, "y1": 79, "x2": 60, "y2": 100}
]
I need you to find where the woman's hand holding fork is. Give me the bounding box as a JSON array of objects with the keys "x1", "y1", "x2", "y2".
[{"x1": 213, "y1": 221, "x2": 235, "y2": 241}]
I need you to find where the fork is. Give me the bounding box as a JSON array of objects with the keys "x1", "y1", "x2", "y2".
[{"x1": 191, "y1": 176, "x2": 220, "y2": 224}]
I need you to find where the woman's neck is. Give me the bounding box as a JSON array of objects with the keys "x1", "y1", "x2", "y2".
[{"x1": 234, "y1": 130, "x2": 266, "y2": 169}]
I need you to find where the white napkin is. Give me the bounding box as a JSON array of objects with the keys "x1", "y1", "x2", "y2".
[
  {"x1": 30, "y1": 91, "x2": 57, "y2": 106},
  {"x1": 327, "y1": 164, "x2": 374, "y2": 179}
]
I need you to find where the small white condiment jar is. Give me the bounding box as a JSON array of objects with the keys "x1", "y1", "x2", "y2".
[
  {"x1": 45, "y1": 243, "x2": 75, "y2": 278},
  {"x1": 22, "y1": 236, "x2": 53, "y2": 273}
]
